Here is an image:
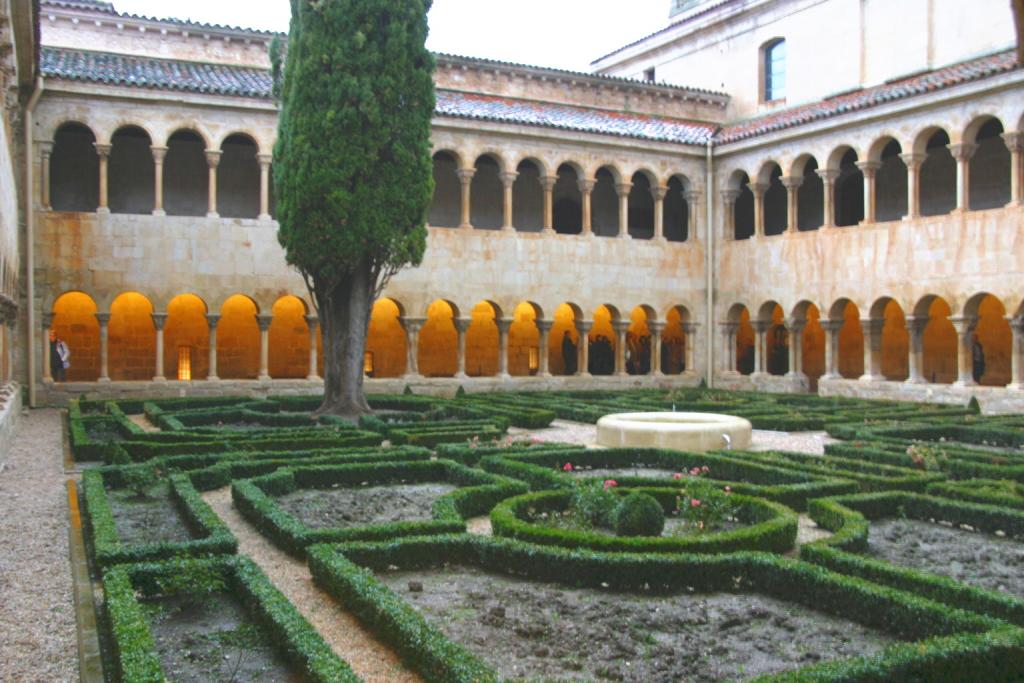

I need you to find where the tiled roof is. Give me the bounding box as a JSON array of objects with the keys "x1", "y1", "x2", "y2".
[
  {"x1": 40, "y1": 0, "x2": 281, "y2": 37},
  {"x1": 593, "y1": 0, "x2": 734, "y2": 65},
  {"x1": 717, "y1": 50, "x2": 1021, "y2": 144},
  {"x1": 42, "y1": 0, "x2": 117, "y2": 15}
]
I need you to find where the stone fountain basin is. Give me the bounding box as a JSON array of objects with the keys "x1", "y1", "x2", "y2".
[{"x1": 596, "y1": 412, "x2": 752, "y2": 452}]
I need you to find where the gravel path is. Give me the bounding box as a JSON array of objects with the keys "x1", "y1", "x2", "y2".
[
  {"x1": 202, "y1": 487, "x2": 422, "y2": 683},
  {"x1": 0, "y1": 409, "x2": 78, "y2": 682},
  {"x1": 509, "y1": 419, "x2": 597, "y2": 446}
]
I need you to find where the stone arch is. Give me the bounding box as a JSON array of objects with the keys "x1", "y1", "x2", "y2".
[
  {"x1": 665, "y1": 174, "x2": 690, "y2": 242},
  {"x1": 873, "y1": 138, "x2": 907, "y2": 222},
  {"x1": 215, "y1": 129, "x2": 262, "y2": 154},
  {"x1": 109, "y1": 291, "x2": 156, "y2": 381},
  {"x1": 429, "y1": 150, "x2": 461, "y2": 227},
  {"x1": 758, "y1": 301, "x2": 788, "y2": 375},
  {"x1": 627, "y1": 170, "x2": 656, "y2": 240},
  {"x1": 964, "y1": 116, "x2": 1011, "y2": 210},
  {"x1": 550, "y1": 302, "x2": 582, "y2": 376},
  {"x1": 164, "y1": 128, "x2": 208, "y2": 217},
  {"x1": 914, "y1": 294, "x2": 957, "y2": 384},
  {"x1": 963, "y1": 292, "x2": 1011, "y2": 385},
  {"x1": 218, "y1": 294, "x2": 260, "y2": 380},
  {"x1": 663, "y1": 304, "x2": 689, "y2": 375},
  {"x1": 870, "y1": 296, "x2": 908, "y2": 381},
  {"x1": 729, "y1": 303, "x2": 756, "y2": 376},
  {"x1": 730, "y1": 170, "x2": 755, "y2": 240},
  {"x1": 51, "y1": 291, "x2": 100, "y2": 381},
  {"x1": 50, "y1": 122, "x2": 99, "y2": 212},
  {"x1": 592, "y1": 166, "x2": 621, "y2": 237},
  {"x1": 834, "y1": 147, "x2": 863, "y2": 227},
  {"x1": 513, "y1": 158, "x2": 544, "y2": 232},
  {"x1": 268, "y1": 295, "x2": 310, "y2": 379},
  {"x1": 471, "y1": 153, "x2": 504, "y2": 230},
  {"x1": 588, "y1": 304, "x2": 619, "y2": 375},
  {"x1": 420, "y1": 299, "x2": 458, "y2": 377},
  {"x1": 109, "y1": 125, "x2": 155, "y2": 215},
  {"x1": 164, "y1": 293, "x2": 209, "y2": 381},
  {"x1": 465, "y1": 300, "x2": 501, "y2": 376},
  {"x1": 794, "y1": 155, "x2": 823, "y2": 231},
  {"x1": 365, "y1": 297, "x2": 407, "y2": 378},
  {"x1": 553, "y1": 162, "x2": 582, "y2": 235},
  {"x1": 794, "y1": 301, "x2": 824, "y2": 389},
  {"x1": 829, "y1": 298, "x2": 864, "y2": 379},
  {"x1": 916, "y1": 127, "x2": 956, "y2": 216},
  {"x1": 626, "y1": 305, "x2": 654, "y2": 375},
  {"x1": 509, "y1": 301, "x2": 543, "y2": 376},
  {"x1": 218, "y1": 132, "x2": 260, "y2": 219},
  {"x1": 759, "y1": 162, "x2": 786, "y2": 236}
]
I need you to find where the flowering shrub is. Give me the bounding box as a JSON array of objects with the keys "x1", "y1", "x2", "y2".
[
  {"x1": 569, "y1": 480, "x2": 618, "y2": 529},
  {"x1": 674, "y1": 470, "x2": 739, "y2": 533},
  {"x1": 906, "y1": 443, "x2": 948, "y2": 472}
]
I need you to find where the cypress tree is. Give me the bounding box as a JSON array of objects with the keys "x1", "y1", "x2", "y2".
[{"x1": 273, "y1": 0, "x2": 434, "y2": 416}]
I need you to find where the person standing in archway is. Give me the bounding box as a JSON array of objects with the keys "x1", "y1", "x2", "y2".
[
  {"x1": 50, "y1": 331, "x2": 70, "y2": 382},
  {"x1": 562, "y1": 331, "x2": 577, "y2": 375},
  {"x1": 972, "y1": 334, "x2": 985, "y2": 384}
]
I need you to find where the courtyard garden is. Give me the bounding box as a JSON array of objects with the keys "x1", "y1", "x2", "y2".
[{"x1": 66, "y1": 388, "x2": 1024, "y2": 681}]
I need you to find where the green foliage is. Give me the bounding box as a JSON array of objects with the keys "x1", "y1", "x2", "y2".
[
  {"x1": 613, "y1": 491, "x2": 665, "y2": 537},
  {"x1": 676, "y1": 478, "x2": 741, "y2": 532},
  {"x1": 120, "y1": 462, "x2": 157, "y2": 498},
  {"x1": 569, "y1": 480, "x2": 619, "y2": 528},
  {"x1": 967, "y1": 396, "x2": 982, "y2": 414}
]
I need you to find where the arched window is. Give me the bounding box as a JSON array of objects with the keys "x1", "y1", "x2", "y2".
[{"x1": 763, "y1": 39, "x2": 786, "y2": 103}]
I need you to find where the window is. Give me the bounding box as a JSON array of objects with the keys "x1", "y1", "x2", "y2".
[
  {"x1": 643, "y1": 67, "x2": 656, "y2": 83},
  {"x1": 763, "y1": 38, "x2": 786, "y2": 102}
]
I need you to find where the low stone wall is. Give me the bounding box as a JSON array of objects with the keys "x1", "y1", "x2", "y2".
[
  {"x1": 818, "y1": 377, "x2": 1024, "y2": 415},
  {"x1": 0, "y1": 382, "x2": 22, "y2": 457},
  {"x1": 713, "y1": 372, "x2": 808, "y2": 394}
]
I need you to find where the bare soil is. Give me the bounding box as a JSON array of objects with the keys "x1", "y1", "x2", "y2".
[
  {"x1": 376, "y1": 566, "x2": 897, "y2": 682},
  {"x1": 276, "y1": 483, "x2": 457, "y2": 529},
  {"x1": 107, "y1": 482, "x2": 194, "y2": 545},
  {"x1": 868, "y1": 518, "x2": 1024, "y2": 597}
]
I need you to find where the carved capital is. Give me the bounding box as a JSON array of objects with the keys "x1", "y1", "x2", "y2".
[
  {"x1": 151, "y1": 312, "x2": 168, "y2": 330},
  {"x1": 206, "y1": 314, "x2": 221, "y2": 329},
  {"x1": 615, "y1": 182, "x2": 632, "y2": 197},
  {"x1": 576, "y1": 178, "x2": 595, "y2": 194},
  {"x1": 453, "y1": 317, "x2": 471, "y2": 334},
  {"x1": 94, "y1": 312, "x2": 111, "y2": 325},
  {"x1": 499, "y1": 171, "x2": 518, "y2": 188},
  {"x1": 536, "y1": 319, "x2": 554, "y2": 333},
  {"x1": 93, "y1": 142, "x2": 112, "y2": 158},
  {"x1": 401, "y1": 316, "x2": 426, "y2": 334},
  {"x1": 780, "y1": 175, "x2": 803, "y2": 190},
  {"x1": 855, "y1": 160, "x2": 882, "y2": 176},
  {"x1": 899, "y1": 152, "x2": 926, "y2": 169},
  {"x1": 455, "y1": 168, "x2": 476, "y2": 184},
  {"x1": 150, "y1": 145, "x2": 168, "y2": 163},
  {"x1": 648, "y1": 321, "x2": 666, "y2": 334},
  {"x1": 576, "y1": 319, "x2": 594, "y2": 334},
  {"x1": 651, "y1": 185, "x2": 669, "y2": 201},
  {"x1": 256, "y1": 314, "x2": 274, "y2": 332},
  {"x1": 496, "y1": 318, "x2": 513, "y2": 334},
  {"x1": 748, "y1": 182, "x2": 768, "y2": 198},
  {"x1": 257, "y1": 153, "x2": 274, "y2": 167},
  {"x1": 720, "y1": 189, "x2": 740, "y2": 202},
  {"x1": 304, "y1": 315, "x2": 319, "y2": 330},
  {"x1": 611, "y1": 319, "x2": 630, "y2": 335},
  {"x1": 815, "y1": 168, "x2": 840, "y2": 183},
  {"x1": 947, "y1": 143, "x2": 978, "y2": 162},
  {"x1": 41, "y1": 312, "x2": 54, "y2": 329},
  {"x1": 1001, "y1": 132, "x2": 1024, "y2": 153},
  {"x1": 205, "y1": 149, "x2": 223, "y2": 168}
]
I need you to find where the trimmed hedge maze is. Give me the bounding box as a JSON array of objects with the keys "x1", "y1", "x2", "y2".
[{"x1": 71, "y1": 389, "x2": 1024, "y2": 682}]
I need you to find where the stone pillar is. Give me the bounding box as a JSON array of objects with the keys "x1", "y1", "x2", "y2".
[
  {"x1": 205, "y1": 150, "x2": 222, "y2": 218},
  {"x1": 685, "y1": 189, "x2": 702, "y2": 241},
  {"x1": 206, "y1": 314, "x2": 220, "y2": 380},
  {"x1": 905, "y1": 316, "x2": 927, "y2": 384},
  {"x1": 821, "y1": 320, "x2": 842, "y2": 379},
  {"x1": 752, "y1": 320, "x2": 769, "y2": 375},
  {"x1": 750, "y1": 183, "x2": 767, "y2": 237},
  {"x1": 305, "y1": 315, "x2": 319, "y2": 379},
  {"x1": 648, "y1": 321, "x2": 664, "y2": 375},
  {"x1": 402, "y1": 316, "x2": 425, "y2": 377},
  {"x1": 95, "y1": 312, "x2": 111, "y2": 382},
  {"x1": 815, "y1": 168, "x2": 839, "y2": 229},
  {"x1": 542, "y1": 175, "x2": 558, "y2": 234},
  {"x1": 900, "y1": 153, "x2": 925, "y2": 220},
  {"x1": 537, "y1": 319, "x2": 553, "y2": 377},
  {"x1": 258, "y1": 153, "x2": 273, "y2": 220},
  {"x1": 1008, "y1": 316, "x2": 1024, "y2": 390},
  {"x1": 496, "y1": 318, "x2": 512, "y2": 379},
  {"x1": 856, "y1": 160, "x2": 881, "y2": 225},
  {"x1": 948, "y1": 143, "x2": 977, "y2": 213},
  {"x1": 616, "y1": 182, "x2": 631, "y2": 238},
  {"x1": 454, "y1": 317, "x2": 470, "y2": 378},
  {"x1": 500, "y1": 171, "x2": 517, "y2": 231},
  {"x1": 95, "y1": 143, "x2": 112, "y2": 214},
  {"x1": 39, "y1": 142, "x2": 54, "y2": 210},
  {"x1": 151, "y1": 312, "x2": 167, "y2": 381},
  {"x1": 720, "y1": 322, "x2": 738, "y2": 373},
  {"x1": 781, "y1": 175, "x2": 802, "y2": 233},
  {"x1": 41, "y1": 312, "x2": 54, "y2": 380},
  {"x1": 151, "y1": 146, "x2": 167, "y2": 216},
  {"x1": 256, "y1": 314, "x2": 273, "y2": 381},
  {"x1": 576, "y1": 320, "x2": 592, "y2": 377},
  {"x1": 949, "y1": 315, "x2": 978, "y2": 387},
  {"x1": 683, "y1": 322, "x2": 698, "y2": 375},
  {"x1": 456, "y1": 168, "x2": 475, "y2": 229},
  {"x1": 859, "y1": 318, "x2": 884, "y2": 381},
  {"x1": 785, "y1": 320, "x2": 805, "y2": 378},
  {"x1": 612, "y1": 320, "x2": 629, "y2": 376},
  {"x1": 578, "y1": 178, "x2": 595, "y2": 236},
  {"x1": 1001, "y1": 133, "x2": 1023, "y2": 207},
  {"x1": 720, "y1": 189, "x2": 738, "y2": 239},
  {"x1": 652, "y1": 185, "x2": 667, "y2": 241}
]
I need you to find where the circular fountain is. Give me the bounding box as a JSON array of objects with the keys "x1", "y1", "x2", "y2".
[{"x1": 596, "y1": 412, "x2": 752, "y2": 452}]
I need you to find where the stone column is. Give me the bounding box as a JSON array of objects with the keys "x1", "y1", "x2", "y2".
[
  {"x1": 948, "y1": 143, "x2": 977, "y2": 213},
  {"x1": 537, "y1": 319, "x2": 553, "y2": 377},
  {"x1": 402, "y1": 317, "x2": 425, "y2": 377},
  {"x1": 648, "y1": 321, "x2": 664, "y2": 375},
  {"x1": 151, "y1": 312, "x2": 167, "y2": 381},
  {"x1": 542, "y1": 175, "x2": 558, "y2": 234},
  {"x1": 859, "y1": 318, "x2": 884, "y2": 381},
  {"x1": 781, "y1": 175, "x2": 802, "y2": 233},
  {"x1": 205, "y1": 150, "x2": 222, "y2": 218},
  {"x1": 612, "y1": 320, "x2": 629, "y2": 376},
  {"x1": 305, "y1": 315, "x2": 319, "y2": 379},
  {"x1": 785, "y1": 320, "x2": 805, "y2": 378},
  {"x1": 576, "y1": 320, "x2": 592, "y2": 377},
  {"x1": 815, "y1": 168, "x2": 839, "y2": 229},
  {"x1": 151, "y1": 146, "x2": 168, "y2": 216},
  {"x1": 95, "y1": 312, "x2": 111, "y2": 382},
  {"x1": 578, "y1": 178, "x2": 595, "y2": 236},
  {"x1": 720, "y1": 322, "x2": 738, "y2": 373},
  {"x1": 821, "y1": 320, "x2": 842, "y2": 379},
  {"x1": 39, "y1": 142, "x2": 54, "y2": 210},
  {"x1": 720, "y1": 189, "x2": 738, "y2": 239},
  {"x1": 905, "y1": 316, "x2": 927, "y2": 384},
  {"x1": 496, "y1": 318, "x2": 512, "y2": 379},
  {"x1": 95, "y1": 143, "x2": 112, "y2": 214},
  {"x1": 500, "y1": 171, "x2": 517, "y2": 231},
  {"x1": 206, "y1": 314, "x2": 220, "y2": 380},
  {"x1": 454, "y1": 317, "x2": 470, "y2": 378},
  {"x1": 652, "y1": 185, "x2": 668, "y2": 241},
  {"x1": 256, "y1": 313, "x2": 273, "y2": 381},
  {"x1": 616, "y1": 182, "x2": 631, "y2": 238},
  {"x1": 456, "y1": 168, "x2": 475, "y2": 229},
  {"x1": 41, "y1": 313, "x2": 54, "y2": 380},
  {"x1": 685, "y1": 189, "x2": 702, "y2": 241},
  {"x1": 750, "y1": 183, "x2": 767, "y2": 237},
  {"x1": 683, "y1": 322, "x2": 698, "y2": 375},
  {"x1": 856, "y1": 160, "x2": 881, "y2": 224},
  {"x1": 752, "y1": 320, "x2": 769, "y2": 375},
  {"x1": 900, "y1": 153, "x2": 925, "y2": 220},
  {"x1": 1008, "y1": 316, "x2": 1024, "y2": 390},
  {"x1": 1001, "y1": 132, "x2": 1023, "y2": 207},
  {"x1": 949, "y1": 315, "x2": 978, "y2": 386},
  {"x1": 258, "y1": 153, "x2": 273, "y2": 220}
]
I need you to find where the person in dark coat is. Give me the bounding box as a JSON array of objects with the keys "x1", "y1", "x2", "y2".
[{"x1": 562, "y1": 330, "x2": 577, "y2": 375}]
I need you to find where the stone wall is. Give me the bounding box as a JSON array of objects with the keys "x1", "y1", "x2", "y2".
[{"x1": 0, "y1": 383, "x2": 22, "y2": 458}]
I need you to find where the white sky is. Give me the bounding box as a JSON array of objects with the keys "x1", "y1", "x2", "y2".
[{"x1": 110, "y1": 0, "x2": 669, "y2": 72}]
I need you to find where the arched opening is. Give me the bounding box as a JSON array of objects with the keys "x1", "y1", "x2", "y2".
[
  {"x1": 875, "y1": 140, "x2": 908, "y2": 222},
  {"x1": 733, "y1": 306, "x2": 755, "y2": 375},
  {"x1": 918, "y1": 296, "x2": 957, "y2": 384},
  {"x1": 51, "y1": 291, "x2": 100, "y2": 381},
  {"x1": 920, "y1": 130, "x2": 956, "y2": 216},
  {"x1": 218, "y1": 295, "x2": 260, "y2": 379},
  {"x1": 588, "y1": 305, "x2": 617, "y2": 375},
  {"x1": 663, "y1": 306, "x2": 688, "y2": 374},
  {"x1": 835, "y1": 149, "x2": 864, "y2": 227},
  {"x1": 799, "y1": 304, "x2": 825, "y2": 390},
  {"x1": 592, "y1": 167, "x2": 620, "y2": 237},
  {"x1": 762, "y1": 38, "x2": 786, "y2": 102},
  {"x1": 762, "y1": 164, "x2": 786, "y2": 236},
  {"x1": 429, "y1": 151, "x2": 460, "y2": 227},
  {"x1": 109, "y1": 292, "x2": 155, "y2": 381},
  {"x1": 470, "y1": 155, "x2": 503, "y2": 230},
  {"x1": 627, "y1": 172, "x2": 655, "y2": 240},
  {"x1": 733, "y1": 172, "x2": 754, "y2": 240},
  {"x1": 797, "y1": 158, "x2": 823, "y2": 231},
  {"x1": 553, "y1": 164, "x2": 582, "y2": 234},
  {"x1": 366, "y1": 298, "x2": 407, "y2": 378},
  {"x1": 218, "y1": 133, "x2": 260, "y2": 219},
  {"x1": 626, "y1": 306, "x2": 652, "y2": 375},
  {"x1": 966, "y1": 293, "x2": 1012, "y2": 386},
  {"x1": 109, "y1": 126, "x2": 155, "y2": 214},
  {"x1": 419, "y1": 300, "x2": 457, "y2": 377},
  {"x1": 512, "y1": 160, "x2": 543, "y2": 232},
  {"x1": 762, "y1": 302, "x2": 788, "y2": 375},
  {"x1": 164, "y1": 129, "x2": 208, "y2": 217},
  {"x1": 466, "y1": 300, "x2": 500, "y2": 376},
  {"x1": 269, "y1": 295, "x2": 309, "y2": 379},
  {"x1": 50, "y1": 123, "x2": 98, "y2": 212},
  {"x1": 549, "y1": 303, "x2": 579, "y2": 376},
  {"x1": 509, "y1": 302, "x2": 541, "y2": 376},
  {"x1": 664, "y1": 176, "x2": 689, "y2": 242},
  {"x1": 872, "y1": 298, "x2": 908, "y2": 381},
  {"x1": 968, "y1": 118, "x2": 1011, "y2": 210},
  {"x1": 164, "y1": 294, "x2": 208, "y2": 381},
  {"x1": 833, "y1": 300, "x2": 864, "y2": 379}
]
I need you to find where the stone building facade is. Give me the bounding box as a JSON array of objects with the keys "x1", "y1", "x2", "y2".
[{"x1": 9, "y1": 0, "x2": 1024, "y2": 413}]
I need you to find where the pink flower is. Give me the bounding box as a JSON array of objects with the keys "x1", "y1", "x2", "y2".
[
  {"x1": 690, "y1": 467, "x2": 701, "y2": 476},
  {"x1": 673, "y1": 473, "x2": 683, "y2": 480},
  {"x1": 603, "y1": 479, "x2": 618, "y2": 489},
  {"x1": 701, "y1": 466, "x2": 710, "y2": 474},
  {"x1": 724, "y1": 486, "x2": 732, "y2": 493},
  {"x1": 562, "y1": 463, "x2": 573, "y2": 472},
  {"x1": 690, "y1": 499, "x2": 701, "y2": 508}
]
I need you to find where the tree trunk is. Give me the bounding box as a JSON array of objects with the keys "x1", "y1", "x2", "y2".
[{"x1": 314, "y1": 261, "x2": 375, "y2": 418}]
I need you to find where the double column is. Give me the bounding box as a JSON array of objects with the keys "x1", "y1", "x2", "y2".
[
  {"x1": 500, "y1": 172, "x2": 517, "y2": 231},
  {"x1": 750, "y1": 183, "x2": 767, "y2": 236},
  {"x1": 856, "y1": 160, "x2": 881, "y2": 225},
  {"x1": 402, "y1": 317, "x2": 426, "y2": 378},
  {"x1": 859, "y1": 318, "x2": 885, "y2": 382},
  {"x1": 904, "y1": 316, "x2": 927, "y2": 384},
  {"x1": 719, "y1": 322, "x2": 739, "y2": 374},
  {"x1": 576, "y1": 320, "x2": 593, "y2": 377},
  {"x1": 615, "y1": 182, "x2": 631, "y2": 239},
  {"x1": 1009, "y1": 316, "x2": 1024, "y2": 390},
  {"x1": 305, "y1": 316, "x2": 319, "y2": 379},
  {"x1": 258, "y1": 154, "x2": 273, "y2": 220},
  {"x1": 751, "y1": 320, "x2": 769, "y2": 376},
  {"x1": 577, "y1": 178, "x2": 595, "y2": 236},
  {"x1": 948, "y1": 143, "x2": 977, "y2": 213},
  {"x1": 205, "y1": 150, "x2": 222, "y2": 218},
  {"x1": 949, "y1": 316, "x2": 978, "y2": 387},
  {"x1": 815, "y1": 168, "x2": 839, "y2": 229},
  {"x1": 900, "y1": 153, "x2": 925, "y2": 220},
  {"x1": 780, "y1": 176, "x2": 802, "y2": 232},
  {"x1": 457, "y1": 168, "x2": 475, "y2": 229},
  {"x1": 95, "y1": 143, "x2": 112, "y2": 214},
  {"x1": 256, "y1": 314, "x2": 273, "y2": 381},
  {"x1": 96, "y1": 313, "x2": 111, "y2": 381},
  {"x1": 820, "y1": 319, "x2": 842, "y2": 379},
  {"x1": 612, "y1": 319, "x2": 629, "y2": 376},
  {"x1": 784, "y1": 319, "x2": 806, "y2": 379},
  {"x1": 151, "y1": 313, "x2": 167, "y2": 381},
  {"x1": 720, "y1": 189, "x2": 739, "y2": 238},
  {"x1": 536, "y1": 320, "x2": 553, "y2": 377}
]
